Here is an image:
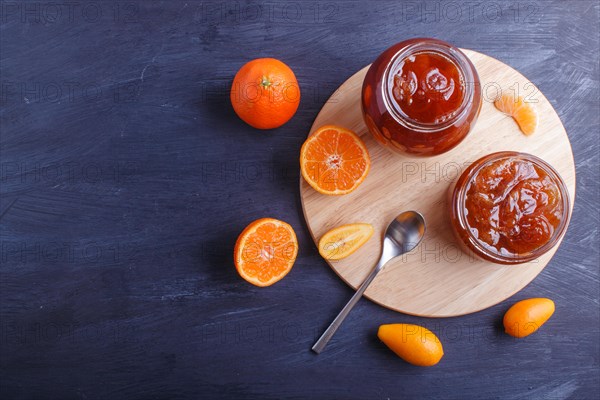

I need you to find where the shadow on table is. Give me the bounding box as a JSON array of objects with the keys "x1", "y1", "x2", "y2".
[
  {"x1": 195, "y1": 232, "x2": 240, "y2": 285},
  {"x1": 196, "y1": 76, "x2": 243, "y2": 128}
]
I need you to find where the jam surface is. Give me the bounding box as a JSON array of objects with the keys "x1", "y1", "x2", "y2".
[
  {"x1": 391, "y1": 52, "x2": 465, "y2": 124},
  {"x1": 464, "y1": 157, "x2": 564, "y2": 256}
]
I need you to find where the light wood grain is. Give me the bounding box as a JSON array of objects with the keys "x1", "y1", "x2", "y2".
[{"x1": 300, "y1": 49, "x2": 576, "y2": 317}]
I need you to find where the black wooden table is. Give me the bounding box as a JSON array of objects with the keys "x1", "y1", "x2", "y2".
[{"x1": 1, "y1": 1, "x2": 599, "y2": 399}]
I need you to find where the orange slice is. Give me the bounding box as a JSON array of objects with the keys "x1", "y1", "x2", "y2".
[
  {"x1": 234, "y1": 218, "x2": 298, "y2": 287},
  {"x1": 494, "y1": 93, "x2": 539, "y2": 136},
  {"x1": 318, "y1": 223, "x2": 374, "y2": 260},
  {"x1": 300, "y1": 125, "x2": 371, "y2": 195}
]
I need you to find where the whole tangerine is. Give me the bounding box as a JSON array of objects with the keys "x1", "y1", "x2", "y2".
[{"x1": 230, "y1": 58, "x2": 300, "y2": 129}]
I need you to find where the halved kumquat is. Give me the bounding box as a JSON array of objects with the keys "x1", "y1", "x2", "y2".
[{"x1": 318, "y1": 223, "x2": 374, "y2": 260}]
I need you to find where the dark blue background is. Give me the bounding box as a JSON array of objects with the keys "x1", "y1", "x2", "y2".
[{"x1": 1, "y1": 1, "x2": 599, "y2": 399}]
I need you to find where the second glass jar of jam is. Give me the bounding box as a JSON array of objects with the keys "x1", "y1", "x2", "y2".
[
  {"x1": 449, "y1": 152, "x2": 571, "y2": 264},
  {"x1": 362, "y1": 38, "x2": 482, "y2": 156}
]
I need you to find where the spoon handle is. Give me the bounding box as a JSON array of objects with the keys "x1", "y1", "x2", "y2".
[{"x1": 312, "y1": 258, "x2": 386, "y2": 354}]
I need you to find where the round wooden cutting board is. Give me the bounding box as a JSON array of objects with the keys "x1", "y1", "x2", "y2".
[{"x1": 300, "y1": 49, "x2": 576, "y2": 317}]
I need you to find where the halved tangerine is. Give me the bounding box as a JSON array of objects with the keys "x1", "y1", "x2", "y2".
[
  {"x1": 234, "y1": 218, "x2": 298, "y2": 287},
  {"x1": 300, "y1": 125, "x2": 371, "y2": 195},
  {"x1": 494, "y1": 92, "x2": 538, "y2": 136}
]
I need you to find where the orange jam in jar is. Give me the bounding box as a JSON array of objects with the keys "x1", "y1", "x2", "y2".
[
  {"x1": 450, "y1": 152, "x2": 571, "y2": 264},
  {"x1": 362, "y1": 38, "x2": 481, "y2": 156},
  {"x1": 391, "y1": 52, "x2": 464, "y2": 124}
]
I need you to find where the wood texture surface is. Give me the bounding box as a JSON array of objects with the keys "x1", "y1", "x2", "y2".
[
  {"x1": 1, "y1": 1, "x2": 598, "y2": 399},
  {"x1": 300, "y1": 50, "x2": 576, "y2": 317}
]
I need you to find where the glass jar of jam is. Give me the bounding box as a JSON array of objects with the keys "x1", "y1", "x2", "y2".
[
  {"x1": 450, "y1": 152, "x2": 571, "y2": 264},
  {"x1": 362, "y1": 38, "x2": 482, "y2": 156}
]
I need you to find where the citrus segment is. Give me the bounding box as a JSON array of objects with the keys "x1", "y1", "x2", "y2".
[
  {"x1": 234, "y1": 218, "x2": 298, "y2": 287},
  {"x1": 494, "y1": 93, "x2": 538, "y2": 136},
  {"x1": 300, "y1": 125, "x2": 370, "y2": 195},
  {"x1": 318, "y1": 223, "x2": 374, "y2": 260}
]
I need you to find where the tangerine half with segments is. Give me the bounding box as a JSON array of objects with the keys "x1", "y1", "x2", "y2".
[
  {"x1": 300, "y1": 125, "x2": 371, "y2": 195},
  {"x1": 234, "y1": 218, "x2": 298, "y2": 287}
]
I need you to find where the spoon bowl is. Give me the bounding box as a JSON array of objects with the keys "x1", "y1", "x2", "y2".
[{"x1": 383, "y1": 211, "x2": 427, "y2": 258}]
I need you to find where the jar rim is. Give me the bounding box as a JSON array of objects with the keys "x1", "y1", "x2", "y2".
[
  {"x1": 382, "y1": 40, "x2": 477, "y2": 132},
  {"x1": 453, "y1": 151, "x2": 571, "y2": 264}
]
